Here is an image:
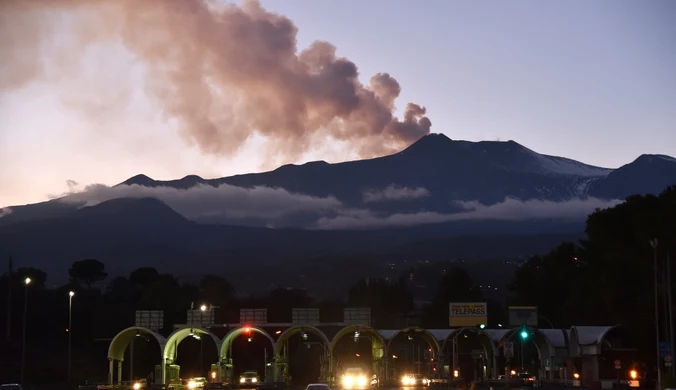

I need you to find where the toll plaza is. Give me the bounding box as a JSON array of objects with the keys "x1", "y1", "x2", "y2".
[{"x1": 105, "y1": 305, "x2": 634, "y2": 388}]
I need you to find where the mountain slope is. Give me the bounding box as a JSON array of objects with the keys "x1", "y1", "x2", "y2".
[
  {"x1": 112, "y1": 134, "x2": 666, "y2": 211},
  {"x1": 588, "y1": 154, "x2": 676, "y2": 199},
  {"x1": 0, "y1": 196, "x2": 583, "y2": 285},
  {"x1": 2, "y1": 134, "x2": 674, "y2": 230}
]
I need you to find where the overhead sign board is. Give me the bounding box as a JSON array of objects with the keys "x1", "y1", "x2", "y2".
[
  {"x1": 240, "y1": 309, "x2": 268, "y2": 325},
  {"x1": 187, "y1": 309, "x2": 215, "y2": 327},
  {"x1": 344, "y1": 307, "x2": 372, "y2": 325},
  {"x1": 449, "y1": 302, "x2": 487, "y2": 327},
  {"x1": 135, "y1": 310, "x2": 164, "y2": 331},
  {"x1": 292, "y1": 308, "x2": 320, "y2": 325},
  {"x1": 508, "y1": 306, "x2": 538, "y2": 327}
]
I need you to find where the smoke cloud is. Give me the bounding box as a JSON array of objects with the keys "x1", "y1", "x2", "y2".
[
  {"x1": 0, "y1": 0, "x2": 431, "y2": 160},
  {"x1": 362, "y1": 185, "x2": 430, "y2": 203},
  {"x1": 0, "y1": 207, "x2": 12, "y2": 219}
]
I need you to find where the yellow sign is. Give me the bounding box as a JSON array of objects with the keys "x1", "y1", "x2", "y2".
[{"x1": 449, "y1": 302, "x2": 487, "y2": 327}]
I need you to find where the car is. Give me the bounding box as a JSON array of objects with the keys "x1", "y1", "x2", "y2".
[
  {"x1": 401, "y1": 374, "x2": 430, "y2": 387},
  {"x1": 188, "y1": 377, "x2": 207, "y2": 388},
  {"x1": 0, "y1": 385, "x2": 23, "y2": 390},
  {"x1": 306, "y1": 384, "x2": 332, "y2": 390},
  {"x1": 518, "y1": 373, "x2": 535, "y2": 387},
  {"x1": 341, "y1": 367, "x2": 369, "y2": 389},
  {"x1": 239, "y1": 371, "x2": 260, "y2": 386}
]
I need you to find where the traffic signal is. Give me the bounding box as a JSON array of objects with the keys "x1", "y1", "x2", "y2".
[
  {"x1": 244, "y1": 326, "x2": 252, "y2": 342},
  {"x1": 520, "y1": 326, "x2": 529, "y2": 339},
  {"x1": 477, "y1": 324, "x2": 486, "y2": 329}
]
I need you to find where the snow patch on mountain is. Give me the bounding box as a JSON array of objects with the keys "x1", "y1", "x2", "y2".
[{"x1": 516, "y1": 143, "x2": 612, "y2": 176}]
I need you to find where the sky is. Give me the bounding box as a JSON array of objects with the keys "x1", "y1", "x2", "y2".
[{"x1": 0, "y1": 0, "x2": 675, "y2": 208}]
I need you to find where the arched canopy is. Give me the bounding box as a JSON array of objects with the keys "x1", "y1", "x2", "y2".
[
  {"x1": 384, "y1": 327, "x2": 441, "y2": 358},
  {"x1": 441, "y1": 327, "x2": 500, "y2": 357},
  {"x1": 540, "y1": 329, "x2": 568, "y2": 349},
  {"x1": 501, "y1": 327, "x2": 554, "y2": 359},
  {"x1": 220, "y1": 326, "x2": 275, "y2": 360},
  {"x1": 108, "y1": 326, "x2": 166, "y2": 361},
  {"x1": 331, "y1": 325, "x2": 386, "y2": 359},
  {"x1": 571, "y1": 326, "x2": 620, "y2": 346},
  {"x1": 164, "y1": 326, "x2": 221, "y2": 361},
  {"x1": 274, "y1": 325, "x2": 330, "y2": 357}
]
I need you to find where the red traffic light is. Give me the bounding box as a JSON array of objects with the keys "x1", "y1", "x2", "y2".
[{"x1": 244, "y1": 327, "x2": 251, "y2": 333}]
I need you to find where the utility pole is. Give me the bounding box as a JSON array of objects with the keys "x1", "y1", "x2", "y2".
[
  {"x1": 650, "y1": 239, "x2": 661, "y2": 390},
  {"x1": 667, "y1": 252, "x2": 675, "y2": 376},
  {"x1": 5, "y1": 256, "x2": 12, "y2": 343}
]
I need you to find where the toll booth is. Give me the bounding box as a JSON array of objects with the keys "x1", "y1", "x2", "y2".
[{"x1": 155, "y1": 364, "x2": 180, "y2": 385}]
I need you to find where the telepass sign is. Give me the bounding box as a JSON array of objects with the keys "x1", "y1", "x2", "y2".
[{"x1": 449, "y1": 302, "x2": 487, "y2": 327}]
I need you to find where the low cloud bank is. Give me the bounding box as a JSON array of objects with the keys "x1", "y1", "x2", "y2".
[
  {"x1": 316, "y1": 197, "x2": 622, "y2": 230},
  {"x1": 59, "y1": 183, "x2": 341, "y2": 226},
  {"x1": 362, "y1": 185, "x2": 430, "y2": 203},
  {"x1": 57, "y1": 184, "x2": 621, "y2": 229}
]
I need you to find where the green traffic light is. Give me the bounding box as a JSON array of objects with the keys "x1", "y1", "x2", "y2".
[
  {"x1": 520, "y1": 330, "x2": 528, "y2": 339},
  {"x1": 479, "y1": 324, "x2": 486, "y2": 329}
]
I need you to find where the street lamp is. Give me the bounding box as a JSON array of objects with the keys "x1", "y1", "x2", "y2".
[
  {"x1": 68, "y1": 291, "x2": 75, "y2": 385},
  {"x1": 650, "y1": 238, "x2": 661, "y2": 390},
  {"x1": 200, "y1": 304, "x2": 207, "y2": 312},
  {"x1": 21, "y1": 277, "x2": 31, "y2": 386}
]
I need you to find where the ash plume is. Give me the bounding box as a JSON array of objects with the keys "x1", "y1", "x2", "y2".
[{"x1": 0, "y1": 0, "x2": 431, "y2": 159}]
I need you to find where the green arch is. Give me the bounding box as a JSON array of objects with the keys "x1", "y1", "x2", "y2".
[
  {"x1": 330, "y1": 325, "x2": 385, "y2": 362},
  {"x1": 384, "y1": 327, "x2": 441, "y2": 358},
  {"x1": 274, "y1": 325, "x2": 330, "y2": 357},
  {"x1": 501, "y1": 327, "x2": 554, "y2": 361},
  {"x1": 108, "y1": 326, "x2": 166, "y2": 362},
  {"x1": 163, "y1": 326, "x2": 221, "y2": 362},
  {"x1": 220, "y1": 326, "x2": 275, "y2": 361}
]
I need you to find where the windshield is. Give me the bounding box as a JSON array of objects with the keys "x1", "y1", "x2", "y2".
[{"x1": 242, "y1": 372, "x2": 258, "y2": 377}]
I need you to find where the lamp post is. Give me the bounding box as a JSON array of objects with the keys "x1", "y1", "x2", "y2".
[
  {"x1": 200, "y1": 304, "x2": 207, "y2": 375},
  {"x1": 68, "y1": 291, "x2": 75, "y2": 386},
  {"x1": 649, "y1": 239, "x2": 661, "y2": 390},
  {"x1": 21, "y1": 277, "x2": 31, "y2": 386}
]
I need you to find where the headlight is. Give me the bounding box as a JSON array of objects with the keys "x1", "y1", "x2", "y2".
[
  {"x1": 252, "y1": 378, "x2": 258, "y2": 383},
  {"x1": 402, "y1": 377, "x2": 410, "y2": 386},
  {"x1": 240, "y1": 378, "x2": 246, "y2": 383},
  {"x1": 343, "y1": 375, "x2": 355, "y2": 387},
  {"x1": 357, "y1": 376, "x2": 367, "y2": 386},
  {"x1": 133, "y1": 383, "x2": 141, "y2": 390},
  {"x1": 188, "y1": 381, "x2": 196, "y2": 389},
  {"x1": 423, "y1": 379, "x2": 428, "y2": 384}
]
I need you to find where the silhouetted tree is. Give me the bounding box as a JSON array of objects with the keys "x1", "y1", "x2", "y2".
[
  {"x1": 69, "y1": 259, "x2": 107, "y2": 289},
  {"x1": 129, "y1": 267, "x2": 159, "y2": 290},
  {"x1": 509, "y1": 242, "x2": 579, "y2": 327},
  {"x1": 424, "y1": 267, "x2": 483, "y2": 327},
  {"x1": 15, "y1": 267, "x2": 48, "y2": 289},
  {"x1": 199, "y1": 274, "x2": 235, "y2": 307},
  {"x1": 348, "y1": 277, "x2": 413, "y2": 327}
]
